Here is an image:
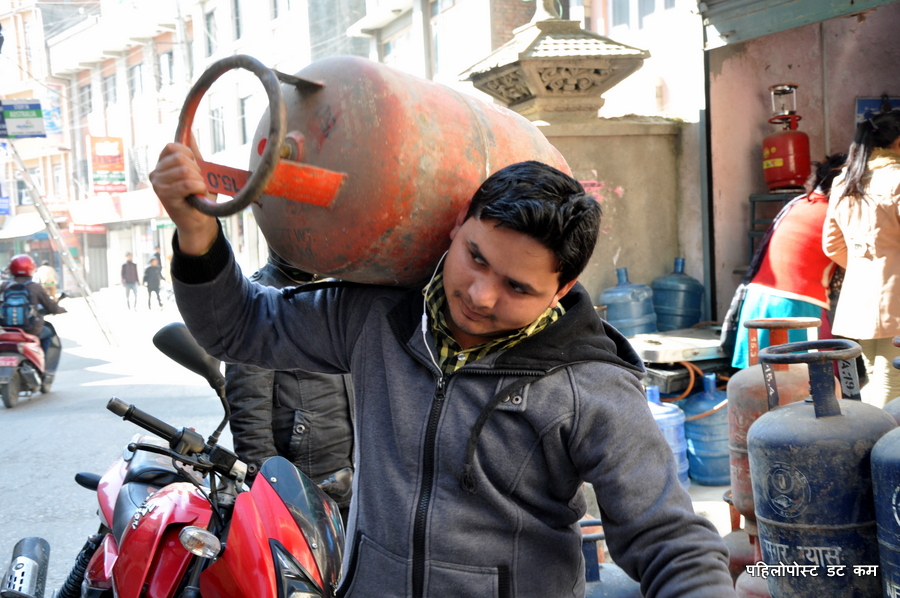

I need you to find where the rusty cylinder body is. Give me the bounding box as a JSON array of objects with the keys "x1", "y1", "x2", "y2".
[
  {"x1": 248, "y1": 56, "x2": 570, "y2": 286},
  {"x1": 728, "y1": 318, "x2": 824, "y2": 528},
  {"x1": 728, "y1": 363, "x2": 810, "y2": 526}
]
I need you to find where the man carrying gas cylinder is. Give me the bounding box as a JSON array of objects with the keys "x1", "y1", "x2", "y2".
[{"x1": 151, "y1": 142, "x2": 735, "y2": 598}]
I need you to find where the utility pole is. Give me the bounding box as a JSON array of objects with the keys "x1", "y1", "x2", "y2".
[{"x1": 7, "y1": 140, "x2": 116, "y2": 346}]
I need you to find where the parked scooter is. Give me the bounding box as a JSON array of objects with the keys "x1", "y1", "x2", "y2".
[
  {"x1": 0, "y1": 297, "x2": 66, "y2": 409},
  {"x1": 1, "y1": 322, "x2": 344, "y2": 598}
]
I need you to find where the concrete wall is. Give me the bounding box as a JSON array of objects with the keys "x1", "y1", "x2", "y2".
[
  {"x1": 540, "y1": 117, "x2": 703, "y2": 311},
  {"x1": 708, "y1": 1, "x2": 900, "y2": 317}
]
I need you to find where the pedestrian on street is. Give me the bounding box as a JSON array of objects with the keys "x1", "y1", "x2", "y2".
[
  {"x1": 35, "y1": 259, "x2": 59, "y2": 300},
  {"x1": 143, "y1": 257, "x2": 165, "y2": 310},
  {"x1": 121, "y1": 253, "x2": 139, "y2": 311},
  {"x1": 151, "y1": 142, "x2": 735, "y2": 598}
]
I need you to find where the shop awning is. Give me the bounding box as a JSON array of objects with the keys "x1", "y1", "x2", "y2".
[
  {"x1": 699, "y1": 0, "x2": 897, "y2": 49},
  {"x1": 0, "y1": 212, "x2": 50, "y2": 240},
  {"x1": 67, "y1": 188, "x2": 163, "y2": 226}
]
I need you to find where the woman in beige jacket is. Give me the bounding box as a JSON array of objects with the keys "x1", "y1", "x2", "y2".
[{"x1": 824, "y1": 108, "x2": 900, "y2": 407}]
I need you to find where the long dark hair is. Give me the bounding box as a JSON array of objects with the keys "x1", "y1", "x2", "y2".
[{"x1": 840, "y1": 99, "x2": 900, "y2": 200}]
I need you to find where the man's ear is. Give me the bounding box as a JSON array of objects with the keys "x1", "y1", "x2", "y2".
[
  {"x1": 449, "y1": 200, "x2": 472, "y2": 241},
  {"x1": 551, "y1": 279, "x2": 578, "y2": 308}
]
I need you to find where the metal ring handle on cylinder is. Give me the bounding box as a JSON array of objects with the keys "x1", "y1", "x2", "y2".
[
  {"x1": 758, "y1": 339, "x2": 863, "y2": 418},
  {"x1": 174, "y1": 55, "x2": 286, "y2": 217},
  {"x1": 742, "y1": 317, "x2": 821, "y2": 370}
]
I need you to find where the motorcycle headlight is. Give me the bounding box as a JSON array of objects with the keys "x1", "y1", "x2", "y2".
[
  {"x1": 178, "y1": 526, "x2": 221, "y2": 559},
  {"x1": 271, "y1": 540, "x2": 323, "y2": 598}
]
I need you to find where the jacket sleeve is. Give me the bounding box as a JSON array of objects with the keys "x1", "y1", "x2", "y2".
[
  {"x1": 224, "y1": 362, "x2": 278, "y2": 470},
  {"x1": 823, "y1": 190, "x2": 848, "y2": 268},
  {"x1": 570, "y1": 366, "x2": 736, "y2": 597},
  {"x1": 171, "y1": 230, "x2": 367, "y2": 374},
  {"x1": 31, "y1": 283, "x2": 65, "y2": 314}
]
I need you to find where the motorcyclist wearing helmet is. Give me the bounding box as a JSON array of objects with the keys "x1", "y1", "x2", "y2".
[{"x1": 1, "y1": 254, "x2": 67, "y2": 356}]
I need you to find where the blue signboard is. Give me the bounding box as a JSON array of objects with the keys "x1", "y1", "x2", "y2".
[
  {"x1": 856, "y1": 97, "x2": 900, "y2": 125},
  {"x1": 0, "y1": 100, "x2": 46, "y2": 138}
]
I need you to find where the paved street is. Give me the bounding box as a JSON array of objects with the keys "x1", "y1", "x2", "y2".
[{"x1": 0, "y1": 284, "x2": 233, "y2": 591}]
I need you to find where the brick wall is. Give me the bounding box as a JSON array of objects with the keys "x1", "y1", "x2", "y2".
[{"x1": 490, "y1": 0, "x2": 535, "y2": 50}]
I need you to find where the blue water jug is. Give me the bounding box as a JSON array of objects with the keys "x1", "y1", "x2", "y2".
[
  {"x1": 651, "y1": 257, "x2": 705, "y2": 331},
  {"x1": 599, "y1": 268, "x2": 657, "y2": 338},
  {"x1": 679, "y1": 373, "x2": 730, "y2": 486},
  {"x1": 646, "y1": 386, "x2": 690, "y2": 491}
]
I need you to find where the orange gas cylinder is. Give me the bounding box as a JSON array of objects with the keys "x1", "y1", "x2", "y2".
[
  {"x1": 726, "y1": 318, "x2": 823, "y2": 530},
  {"x1": 762, "y1": 122, "x2": 810, "y2": 191},
  {"x1": 761, "y1": 84, "x2": 810, "y2": 191},
  {"x1": 245, "y1": 56, "x2": 569, "y2": 285}
]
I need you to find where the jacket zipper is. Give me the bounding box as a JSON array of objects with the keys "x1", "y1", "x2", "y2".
[
  {"x1": 410, "y1": 368, "x2": 545, "y2": 598},
  {"x1": 412, "y1": 375, "x2": 446, "y2": 598}
]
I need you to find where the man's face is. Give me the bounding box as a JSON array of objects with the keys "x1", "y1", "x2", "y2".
[{"x1": 442, "y1": 212, "x2": 576, "y2": 350}]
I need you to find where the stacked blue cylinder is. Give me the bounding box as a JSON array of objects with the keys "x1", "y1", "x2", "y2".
[
  {"x1": 651, "y1": 257, "x2": 705, "y2": 331},
  {"x1": 646, "y1": 386, "x2": 690, "y2": 492},
  {"x1": 598, "y1": 268, "x2": 657, "y2": 338},
  {"x1": 872, "y1": 427, "x2": 900, "y2": 594},
  {"x1": 678, "y1": 373, "x2": 730, "y2": 486}
]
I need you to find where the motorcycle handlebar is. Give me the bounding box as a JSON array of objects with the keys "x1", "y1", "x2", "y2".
[{"x1": 107, "y1": 397, "x2": 178, "y2": 441}]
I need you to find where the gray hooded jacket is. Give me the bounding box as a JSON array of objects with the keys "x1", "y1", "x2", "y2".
[{"x1": 172, "y1": 231, "x2": 735, "y2": 598}]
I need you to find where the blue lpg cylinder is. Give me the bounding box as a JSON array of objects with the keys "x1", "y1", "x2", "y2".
[
  {"x1": 646, "y1": 386, "x2": 690, "y2": 491},
  {"x1": 872, "y1": 338, "x2": 900, "y2": 593},
  {"x1": 749, "y1": 340, "x2": 896, "y2": 598},
  {"x1": 651, "y1": 257, "x2": 705, "y2": 331},
  {"x1": 870, "y1": 423, "x2": 900, "y2": 594},
  {"x1": 679, "y1": 374, "x2": 730, "y2": 486},
  {"x1": 598, "y1": 268, "x2": 657, "y2": 338}
]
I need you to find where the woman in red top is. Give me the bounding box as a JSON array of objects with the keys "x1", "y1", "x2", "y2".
[{"x1": 731, "y1": 154, "x2": 846, "y2": 368}]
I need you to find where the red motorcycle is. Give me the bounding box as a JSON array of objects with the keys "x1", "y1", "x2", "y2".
[{"x1": 1, "y1": 323, "x2": 344, "y2": 598}]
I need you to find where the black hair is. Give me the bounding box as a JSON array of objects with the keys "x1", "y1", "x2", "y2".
[
  {"x1": 839, "y1": 101, "x2": 900, "y2": 200},
  {"x1": 464, "y1": 160, "x2": 601, "y2": 287},
  {"x1": 805, "y1": 153, "x2": 847, "y2": 195}
]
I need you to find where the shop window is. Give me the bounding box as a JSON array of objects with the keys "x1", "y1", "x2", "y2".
[
  {"x1": 158, "y1": 51, "x2": 174, "y2": 88},
  {"x1": 205, "y1": 9, "x2": 218, "y2": 56},
  {"x1": 102, "y1": 74, "x2": 116, "y2": 107},
  {"x1": 233, "y1": 0, "x2": 243, "y2": 39},
  {"x1": 211, "y1": 106, "x2": 226, "y2": 153},
  {"x1": 128, "y1": 63, "x2": 144, "y2": 100},
  {"x1": 79, "y1": 83, "x2": 93, "y2": 116}
]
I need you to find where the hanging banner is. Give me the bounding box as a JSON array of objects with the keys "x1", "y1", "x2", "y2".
[
  {"x1": 90, "y1": 136, "x2": 127, "y2": 193},
  {"x1": 0, "y1": 100, "x2": 46, "y2": 138},
  {"x1": 0, "y1": 142, "x2": 8, "y2": 216},
  {"x1": 0, "y1": 180, "x2": 9, "y2": 217},
  {"x1": 43, "y1": 85, "x2": 63, "y2": 138}
]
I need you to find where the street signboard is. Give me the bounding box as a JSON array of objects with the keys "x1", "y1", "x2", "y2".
[
  {"x1": 0, "y1": 100, "x2": 46, "y2": 138},
  {"x1": 89, "y1": 136, "x2": 127, "y2": 193}
]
